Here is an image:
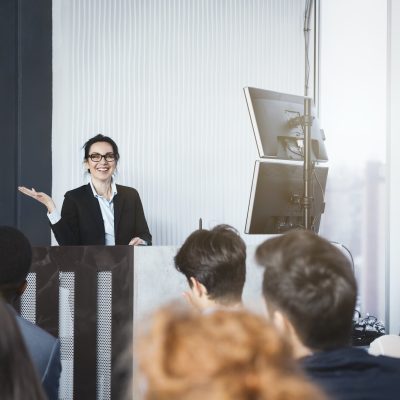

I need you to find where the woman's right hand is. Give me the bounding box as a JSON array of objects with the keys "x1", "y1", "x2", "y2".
[{"x1": 18, "y1": 186, "x2": 56, "y2": 213}]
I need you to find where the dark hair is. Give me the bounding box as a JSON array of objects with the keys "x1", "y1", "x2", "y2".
[
  {"x1": 174, "y1": 225, "x2": 246, "y2": 305},
  {"x1": 0, "y1": 227, "x2": 32, "y2": 299},
  {"x1": 0, "y1": 299, "x2": 46, "y2": 400},
  {"x1": 83, "y1": 134, "x2": 120, "y2": 162},
  {"x1": 256, "y1": 229, "x2": 357, "y2": 350}
]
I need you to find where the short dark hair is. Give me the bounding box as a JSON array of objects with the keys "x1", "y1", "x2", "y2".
[
  {"x1": 256, "y1": 230, "x2": 357, "y2": 350},
  {"x1": 0, "y1": 226, "x2": 32, "y2": 291},
  {"x1": 174, "y1": 225, "x2": 246, "y2": 305},
  {"x1": 83, "y1": 134, "x2": 120, "y2": 162}
]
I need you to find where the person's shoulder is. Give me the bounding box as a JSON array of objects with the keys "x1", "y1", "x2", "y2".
[
  {"x1": 15, "y1": 314, "x2": 61, "y2": 391},
  {"x1": 16, "y1": 314, "x2": 58, "y2": 347},
  {"x1": 65, "y1": 184, "x2": 91, "y2": 198},
  {"x1": 373, "y1": 353, "x2": 400, "y2": 369},
  {"x1": 302, "y1": 347, "x2": 400, "y2": 400},
  {"x1": 302, "y1": 346, "x2": 400, "y2": 371},
  {"x1": 116, "y1": 184, "x2": 139, "y2": 197},
  {"x1": 353, "y1": 346, "x2": 400, "y2": 368}
]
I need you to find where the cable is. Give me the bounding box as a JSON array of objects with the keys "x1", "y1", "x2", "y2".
[
  {"x1": 310, "y1": 214, "x2": 319, "y2": 232},
  {"x1": 303, "y1": 0, "x2": 313, "y2": 95},
  {"x1": 310, "y1": 167, "x2": 326, "y2": 233},
  {"x1": 313, "y1": 168, "x2": 325, "y2": 203},
  {"x1": 330, "y1": 241, "x2": 355, "y2": 272},
  {"x1": 303, "y1": 0, "x2": 313, "y2": 96},
  {"x1": 286, "y1": 143, "x2": 304, "y2": 158}
]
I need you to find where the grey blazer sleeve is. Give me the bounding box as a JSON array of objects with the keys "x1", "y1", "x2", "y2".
[
  {"x1": 42, "y1": 338, "x2": 62, "y2": 400},
  {"x1": 15, "y1": 314, "x2": 62, "y2": 400}
]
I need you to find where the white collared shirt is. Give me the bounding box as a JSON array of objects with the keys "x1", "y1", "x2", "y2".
[
  {"x1": 48, "y1": 180, "x2": 118, "y2": 245},
  {"x1": 89, "y1": 180, "x2": 117, "y2": 245}
]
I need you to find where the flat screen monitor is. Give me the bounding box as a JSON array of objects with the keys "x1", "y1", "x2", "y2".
[
  {"x1": 244, "y1": 87, "x2": 328, "y2": 162},
  {"x1": 245, "y1": 160, "x2": 328, "y2": 234}
]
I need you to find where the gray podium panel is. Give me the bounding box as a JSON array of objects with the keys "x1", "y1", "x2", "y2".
[{"x1": 133, "y1": 246, "x2": 266, "y2": 320}]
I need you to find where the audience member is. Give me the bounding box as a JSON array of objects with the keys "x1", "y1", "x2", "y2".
[
  {"x1": 0, "y1": 226, "x2": 61, "y2": 400},
  {"x1": 174, "y1": 224, "x2": 246, "y2": 311},
  {"x1": 135, "y1": 303, "x2": 326, "y2": 400},
  {"x1": 0, "y1": 298, "x2": 46, "y2": 400},
  {"x1": 256, "y1": 229, "x2": 400, "y2": 400},
  {"x1": 369, "y1": 335, "x2": 400, "y2": 358}
]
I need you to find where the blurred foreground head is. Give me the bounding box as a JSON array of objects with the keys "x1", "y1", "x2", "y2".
[{"x1": 135, "y1": 304, "x2": 326, "y2": 400}]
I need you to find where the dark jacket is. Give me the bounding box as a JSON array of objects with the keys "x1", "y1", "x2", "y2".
[
  {"x1": 51, "y1": 183, "x2": 152, "y2": 245},
  {"x1": 301, "y1": 347, "x2": 400, "y2": 400},
  {"x1": 15, "y1": 313, "x2": 61, "y2": 400}
]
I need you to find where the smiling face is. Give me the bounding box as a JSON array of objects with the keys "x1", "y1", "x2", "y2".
[{"x1": 85, "y1": 141, "x2": 117, "y2": 183}]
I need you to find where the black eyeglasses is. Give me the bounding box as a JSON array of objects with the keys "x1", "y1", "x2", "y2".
[{"x1": 89, "y1": 153, "x2": 116, "y2": 162}]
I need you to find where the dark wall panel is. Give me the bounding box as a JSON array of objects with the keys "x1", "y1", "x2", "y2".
[
  {"x1": 0, "y1": 0, "x2": 52, "y2": 245},
  {"x1": 0, "y1": 0, "x2": 18, "y2": 226}
]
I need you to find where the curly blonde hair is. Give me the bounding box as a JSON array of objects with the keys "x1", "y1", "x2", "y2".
[{"x1": 135, "y1": 304, "x2": 326, "y2": 400}]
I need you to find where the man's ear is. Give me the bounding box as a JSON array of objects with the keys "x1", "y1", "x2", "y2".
[
  {"x1": 189, "y1": 277, "x2": 207, "y2": 297},
  {"x1": 16, "y1": 280, "x2": 27, "y2": 296},
  {"x1": 272, "y1": 308, "x2": 312, "y2": 359},
  {"x1": 272, "y1": 309, "x2": 293, "y2": 334}
]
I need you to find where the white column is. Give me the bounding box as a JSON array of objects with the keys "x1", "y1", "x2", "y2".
[{"x1": 387, "y1": 0, "x2": 400, "y2": 334}]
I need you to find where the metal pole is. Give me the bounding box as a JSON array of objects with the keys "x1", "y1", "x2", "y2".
[{"x1": 303, "y1": 98, "x2": 313, "y2": 230}]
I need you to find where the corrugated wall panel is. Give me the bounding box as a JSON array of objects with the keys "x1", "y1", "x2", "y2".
[{"x1": 52, "y1": 0, "x2": 310, "y2": 245}]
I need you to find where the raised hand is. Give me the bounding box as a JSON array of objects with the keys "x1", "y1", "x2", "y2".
[{"x1": 18, "y1": 186, "x2": 56, "y2": 213}]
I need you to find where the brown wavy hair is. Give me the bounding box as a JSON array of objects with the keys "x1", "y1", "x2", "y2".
[{"x1": 135, "y1": 304, "x2": 326, "y2": 400}]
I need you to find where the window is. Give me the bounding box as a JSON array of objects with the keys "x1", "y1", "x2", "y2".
[{"x1": 319, "y1": 0, "x2": 387, "y2": 321}]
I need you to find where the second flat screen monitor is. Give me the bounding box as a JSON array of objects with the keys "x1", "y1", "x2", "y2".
[{"x1": 245, "y1": 160, "x2": 328, "y2": 234}]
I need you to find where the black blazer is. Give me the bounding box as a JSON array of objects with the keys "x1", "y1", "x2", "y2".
[{"x1": 51, "y1": 184, "x2": 152, "y2": 245}]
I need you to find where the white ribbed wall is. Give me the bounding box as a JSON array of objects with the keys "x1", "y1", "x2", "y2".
[{"x1": 52, "y1": 0, "x2": 310, "y2": 245}]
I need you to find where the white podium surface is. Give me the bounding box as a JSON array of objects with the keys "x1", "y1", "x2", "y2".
[{"x1": 134, "y1": 246, "x2": 266, "y2": 320}]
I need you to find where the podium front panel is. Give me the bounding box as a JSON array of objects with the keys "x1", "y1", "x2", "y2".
[{"x1": 20, "y1": 245, "x2": 133, "y2": 400}]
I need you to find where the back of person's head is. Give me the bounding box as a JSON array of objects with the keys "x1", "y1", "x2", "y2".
[
  {"x1": 0, "y1": 299, "x2": 46, "y2": 400},
  {"x1": 174, "y1": 225, "x2": 246, "y2": 306},
  {"x1": 256, "y1": 229, "x2": 357, "y2": 351},
  {"x1": 0, "y1": 226, "x2": 32, "y2": 301},
  {"x1": 135, "y1": 303, "x2": 326, "y2": 400}
]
